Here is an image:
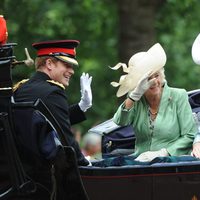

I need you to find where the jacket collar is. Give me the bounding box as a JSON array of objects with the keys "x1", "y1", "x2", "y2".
[{"x1": 32, "y1": 71, "x2": 51, "y2": 81}]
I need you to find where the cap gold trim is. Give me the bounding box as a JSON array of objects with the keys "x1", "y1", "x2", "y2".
[{"x1": 55, "y1": 56, "x2": 78, "y2": 66}]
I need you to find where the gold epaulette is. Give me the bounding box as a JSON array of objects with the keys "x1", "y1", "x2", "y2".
[
  {"x1": 13, "y1": 79, "x2": 29, "y2": 92},
  {"x1": 47, "y1": 80, "x2": 65, "y2": 90}
]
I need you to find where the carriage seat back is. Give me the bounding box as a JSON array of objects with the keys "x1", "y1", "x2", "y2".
[{"x1": 12, "y1": 99, "x2": 62, "y2": 161}]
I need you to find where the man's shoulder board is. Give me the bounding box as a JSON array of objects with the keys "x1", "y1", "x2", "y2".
[
  {"x1": 13, "y1": 79, "x2": 29, "y2": 92},
  {"x1": 47, "y1": 80, "x2": 65, "y2": 90}
]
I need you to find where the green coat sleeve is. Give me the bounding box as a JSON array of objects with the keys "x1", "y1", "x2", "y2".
[{"x1": 113, "y1": 102, "x2": 135, "y2": 126}]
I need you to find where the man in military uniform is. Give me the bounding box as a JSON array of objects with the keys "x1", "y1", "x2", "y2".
[{"x1": 14, "y1": 40, "x2": 92, "y2": 166}]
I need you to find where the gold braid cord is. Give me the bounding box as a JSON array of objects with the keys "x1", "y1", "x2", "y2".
[
  {"x1": 13, "y1": 79, "x2": 65, "y2": 92},
  {"x1": 13, "y1": 79, "x2": 29, "y2": 92},
  {"x1": 47, "y1": 80, "x2": 65, "y2": 90}
]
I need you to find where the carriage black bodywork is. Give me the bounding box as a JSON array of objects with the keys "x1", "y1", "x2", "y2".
[
  {"x1": 1, "y1": 43, "x2": 200, "y2": 200},
  {"x1": 80, "y1": 161, "x2": 200, "y2": 200}
]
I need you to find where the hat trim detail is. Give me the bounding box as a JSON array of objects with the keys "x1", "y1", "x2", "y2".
[
  {"x1": 37, "y1": 47, "x2": 75, "y2": 57},
  {"x1": 55, "y1": 56, "x2": 78, "y2": 66}
]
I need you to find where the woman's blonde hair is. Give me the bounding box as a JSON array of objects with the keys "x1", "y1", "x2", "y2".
[{"x1": 158, "y1": 67, "x2": 166, "y2": 85}]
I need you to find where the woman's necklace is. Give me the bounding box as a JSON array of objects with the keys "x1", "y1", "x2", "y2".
[
  {"x1": 148, "y1": 106, "x2": 158, "y2": 137},
  {"x1": 148, "y1": 107, "x2": 155, "y2": 136},
  {"x1": 146, "y1": 95, "x2": 160, "y2": 134},
  {"x1": 149, "y1": 109, "x2": 158, "y2": 116}
]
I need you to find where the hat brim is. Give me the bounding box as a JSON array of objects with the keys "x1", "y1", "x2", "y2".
[
  {"x1": 55, "y1": 55, "x2": 78, "y2": 67},
  {"x1": 114, "y1": 43, "x2": 167, "y2": 97}
]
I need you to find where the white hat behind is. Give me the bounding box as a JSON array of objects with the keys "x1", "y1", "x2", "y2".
[{"x1": 192, "y1": 33, "x2": 200, "y2": 65}]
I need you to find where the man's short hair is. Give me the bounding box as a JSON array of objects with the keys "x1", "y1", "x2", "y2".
[{"x1": 35, "y1": 56, "x2": 58, "y2": 69}]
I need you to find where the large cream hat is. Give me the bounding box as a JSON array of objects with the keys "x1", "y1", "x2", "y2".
[{"x1": 110, "y1": 43, "x2": 167, "y2": 97}]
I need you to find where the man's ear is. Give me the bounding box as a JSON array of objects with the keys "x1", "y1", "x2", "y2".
[{"x1": 46, "y1": 58, "x2": 53, "y2": 70}]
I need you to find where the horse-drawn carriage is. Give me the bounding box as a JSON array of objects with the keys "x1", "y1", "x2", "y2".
[{"x1": 1, "y1": 16, "x2": 200, "y2": 200}]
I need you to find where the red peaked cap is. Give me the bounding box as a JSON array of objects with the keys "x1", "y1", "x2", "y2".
[
  {"x1": 0, "y1": 15, "x2": 8, "y2": 45},
  {"x1": 32, "y1": 40, "x2": 80, "y2": 66}
]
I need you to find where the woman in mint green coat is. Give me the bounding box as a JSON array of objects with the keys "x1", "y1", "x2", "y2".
[{"x1": 111, "y1": 43, "x2": 197, "y2": 162}]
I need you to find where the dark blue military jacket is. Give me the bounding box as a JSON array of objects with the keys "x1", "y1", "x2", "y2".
[{"x1": 14, "y1": 71, "x2": 88, "y2": 166}]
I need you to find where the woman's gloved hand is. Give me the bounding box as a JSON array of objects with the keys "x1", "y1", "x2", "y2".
[
  {"x1": 135, "y1": 148, "x2": 169, "y2": 162},
  {"x1": 128, "y1": 72, "x2": 156, "y2": 101},
  {"x1": 191, "y1": 142, "x2": 200, "y2": 159},
  {"x1": 78, "y1": 73, "x2": 93, "y2": 112}
]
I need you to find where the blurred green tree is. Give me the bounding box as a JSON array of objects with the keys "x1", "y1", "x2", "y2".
[
  {"x1": 1, "y1": 0, "x2": 200, "y2": 134},
  {"x1": 156, "y1": 0, "x2": 200, "y2": 90}
]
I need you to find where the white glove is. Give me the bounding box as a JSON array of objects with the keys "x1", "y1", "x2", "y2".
[
  {"x1": 191, "y1": 142, "x2": 200, "y2": 159},
  {"x1": 128, "y1": 72, "x2": 156, "y2": 101},
  {"x1": 78, "y1": 72, "x2": 92, "y2": 112},
  {"x1": 135, "y1": 148, "x2": 169, "y2": 162}
]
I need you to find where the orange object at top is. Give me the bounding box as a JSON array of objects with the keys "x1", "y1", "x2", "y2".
[{"x1": 0, "y1": 15, "x2": 8, "y2": 45}]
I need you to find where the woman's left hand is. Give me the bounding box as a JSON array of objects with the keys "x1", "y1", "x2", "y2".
[{"x1": 191, "y1": 142, "x2": 200, "y2": 159}]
